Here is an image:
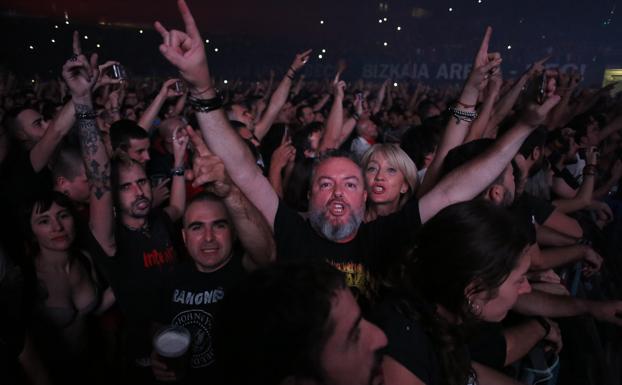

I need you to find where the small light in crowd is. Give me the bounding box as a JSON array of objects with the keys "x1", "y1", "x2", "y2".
[
  {"x1": 51, "y1": 39, "x2": 56, "y2": 43},
  {"x1": 507, "y1": 45, "x2": 512, "y2": 50},
  {"x1": 318, "y1": 54, "x2": 323, "y2": 59},
  {"x1": 396, "y1": 26, "x2": 402, "y2": 31},
  {"x1": 223, "y1": 80, "x2": 228, "y2": 84},
  {"x1": 383, "y1": 17, "x2": 388, "y2": 21},
  {"x1": 321, "y1": 48, "x2": 326, "y2": 53},
  {"x1": 477, "y1": 0, "x2": 482, "y2": 3},
  {"x1": 320, "y1": 20, "x2": 324, "y2": 24},
  {"x1": 31, "y1": 79, "x2": 36, "y2": 83},
  {"x1": 205, "y1": 39, "x2": 210, "y2": 43},
  {"x1": 84, "y1": 35, "x2": 88, "y2": 40},
  {"x1": 393, "y1": 82, "x2": 398, "y2": 87},
  {"x1": 139, "y1": 29, "x2": 144, "y2": 34},
  {"x1": 65, "y1": 20, "x2": 69, "y2": 25},
  {"x1": 449, "y1": 7, "x2": 453, "y2": 12},
  {"x1": 96, "y1": 43, "x2": 101, "y2": 48},
  {"x1": 214, "y1": 48, "x2": 219, "y2": 52},
  {"x1": 54, "y1": 25, "x2": 59, "y2": 29},
  {"x1": 378, "y1": 19, "x2": 383, "y2": 23},
  {"x1": 383, "y1": 41, "x2": 388, "y2": 46},
  {"x1": 64, "y1": 11, "x2": 68, "y2": 19},
  {"x1": 29, "y1": 45, "x2": 34, "y2": 50}
]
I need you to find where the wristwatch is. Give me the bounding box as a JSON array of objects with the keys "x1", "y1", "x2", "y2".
[{"x1": 170, "y1": 166, "x2": 185, "y2": 177}]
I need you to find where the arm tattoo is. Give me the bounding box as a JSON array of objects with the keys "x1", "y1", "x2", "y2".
[{"x1": 75, "y1": 103, "x2": 111, "y2": 200}]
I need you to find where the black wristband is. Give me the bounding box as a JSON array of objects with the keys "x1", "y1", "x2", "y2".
[
  {"x1": 188, "y1": 92, "x2": 224, "y2": 113},
  {"x1": 534, "y1": 316, "x2": 551, "y2": 338}
]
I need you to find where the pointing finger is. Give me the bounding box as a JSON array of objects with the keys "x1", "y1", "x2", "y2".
[
  {"x1": 177, "y1": 0, "x2": 202, "y2": 40},
  {"x1": 186, "y1": 126, "x2": 211, "y2": 157},
  {"x1": 72, "y1": 31, "x2": 82, "y2": 55}
]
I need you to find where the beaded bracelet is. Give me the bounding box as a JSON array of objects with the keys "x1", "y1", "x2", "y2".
[
  {"x1": 448, "y1": 106, "x2": 478, "y2": 124},
  {"x1": 75, "y1": 110, "x2": 98, "y2": 120}
]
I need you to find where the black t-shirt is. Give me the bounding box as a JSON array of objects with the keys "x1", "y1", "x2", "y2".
[
  {"x1": 274, "y1": 198, "x2": 421, "y2": 299},
  {"x1": 511, "y1": 193, "x2": 556, "y2": 244},
  {"x1": 373, "y1": 298, "x2": 442, "y2": 385},
  {"x1": 81, "y1": 209, "x2": 183, "y2": 359},
  {"x1": 467, "y1": 322, "x2": 507, "y2": 370},
  {"x1": 149, "y1": 249, "x2": 246, "y2": 384},
  {"x1": 82, "y1": 208, "x2": 183, "y2": 318},
  {"x1": 514, "y1": 193, "x2": 555, "y2": 226}
]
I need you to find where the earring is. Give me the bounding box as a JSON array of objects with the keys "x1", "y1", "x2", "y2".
[{"x1": 467, "y1": 297, "x2": 481, "y2": 315}]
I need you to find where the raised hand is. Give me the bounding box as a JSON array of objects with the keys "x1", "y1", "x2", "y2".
[
  {"x1": 519, "y1": 92, "x2": 561, "y2": 127},
  {"x1": 333, "y1": 73, "x2": 346, "y2": 99},
  {"x1": 186, "y1": 126, "x2": 232, "y2": 197},
  {"x1": 467, "y1": 26, "x2": 502, "y2": 91},
  {"x1": 528, "y1": 55, "x2": 551, "y2": 77},
  {"x1": 172, "y1": 125, "x2": 190, "y2": 162},
  {"x1": 154, "y1": 0, "x2": 212, "y2": 95},
  {"x1": 62, "y1": 31, "x2": 99, "y2": 103},
  {"x1": 161, "y1": 78, "x2": 185, "y2": 98},
  {"x1": 291, "y1": 49, "x2": 312, "y2": 72},
  {"x1": 270, "y1": 133, "x2": 296, "y2": 171},
  {"x1": 94, "y1": 60, "x2": 122, "y2": 90},
  {"x1": 152, "y1": 178, "x2": 172, "y2": 207}
]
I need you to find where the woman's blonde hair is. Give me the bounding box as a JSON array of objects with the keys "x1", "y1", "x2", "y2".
[{"x1": 361, "y1": 143, "x2": 418, "y2": 209}]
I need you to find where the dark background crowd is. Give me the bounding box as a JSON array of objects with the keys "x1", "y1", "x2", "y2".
[{"x1": 1, "y1": 1, "x2": 622, "y2": 385}]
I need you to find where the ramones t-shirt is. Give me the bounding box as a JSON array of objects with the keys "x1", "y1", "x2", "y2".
[{"x1": 150, "y1": 248, "x2": 246, "y2": 384}]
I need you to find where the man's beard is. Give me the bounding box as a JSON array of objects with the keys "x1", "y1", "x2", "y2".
[
  {"x1": 308, "y1": 203, "x2": 364, "y2": 242},
  {"x1": 129, "y1": 196, "x2": 151, "y2": 218}
]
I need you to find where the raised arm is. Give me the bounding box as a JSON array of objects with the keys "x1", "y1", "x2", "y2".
[
  {"x1": 254, "y1": 50, "x2": 311, "y2": 141},
  {"x1": 70, "y1": 32, "x2": 116, "y2": 256},
  {"x1": 187, "y1": 127, "x2": 276, "y2": 268},
  {"x1": 268, "y1": 132, "x2": 296, "y2": 198},
  {"x1": 417, "y1": 26, "x2": 502, "y2": 197},
  {"x1": 163, "y1": 125, "x2": 188, "y2": 222},
  {"x1": 418, "y1": 95, "x2": 561, "y2": 224},
  {"x1": 137, "y1": 78, "x2": 184, "y2": 131},
  {"x1": 464, "y1": 69, "x2": 502, "y2": 142},
  {"x1": 154, "y1": 0, "x2": 279, "y2": 229},
  {"x1": 371, "y1": 79, "x2": 389, "y2": 115},
  {"x1": 485, "y1": 56, "x2": 549, "y2": 135},
  {"x1": 318, "y1": 74, "x2": 346, "y2": 153},
  {"x1": 29, "y1": 40, "x2": 103, "y2": 172}
]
